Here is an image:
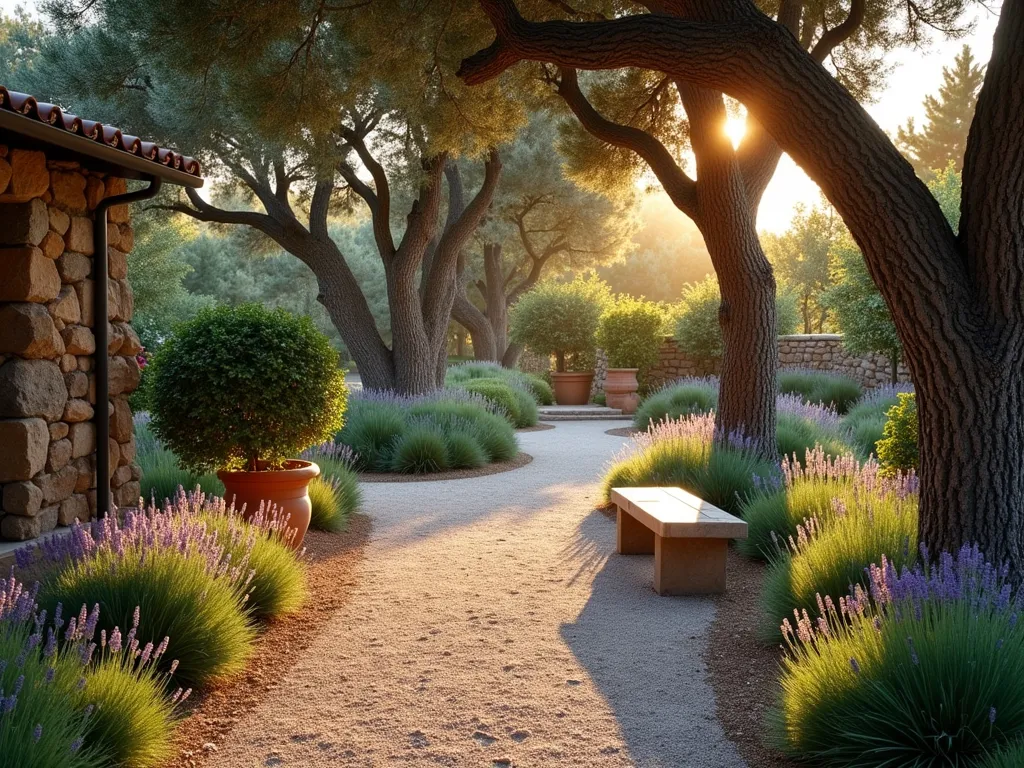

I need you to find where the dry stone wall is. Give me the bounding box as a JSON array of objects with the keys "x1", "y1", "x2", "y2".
[
  {"x1": 590, "y1": 334, "x2": 911, "y2": 396},
  {"x1": 0, "y1": 146, "x2": 142, "y2": 541}
]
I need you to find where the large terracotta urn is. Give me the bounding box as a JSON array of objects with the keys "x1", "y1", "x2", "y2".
[
  {"x1": 551, "y1": 371, "x2": 595, "y2": 405},
  {"x1": 605, "y1": 368, "x2": 640, "y2": 414},
  {"x1": 217, "y1": 460, "x2": 320, "y2": 549}
]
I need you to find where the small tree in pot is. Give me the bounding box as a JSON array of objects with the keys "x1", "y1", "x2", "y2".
[
  {"x1": 596, "y1": 297, "x2": 664, "y2": 414},
  {"x1": 148, "y1": 304, "x2": 347, "y2": 548},
  {"x1": 508, "y1": 276, "x2": 608, "y2": 404}
]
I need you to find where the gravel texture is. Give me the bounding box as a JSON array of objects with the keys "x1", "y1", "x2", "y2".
[
  {"x1": 207, "y1": 421, "x2": 745, "y2": 767},
  {"x1": 357, "y1": 452, "x2": 534, "y2": 483}
]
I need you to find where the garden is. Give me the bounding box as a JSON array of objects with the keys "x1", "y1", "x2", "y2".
[{"x1": 1, "y1": 0, "x2": 1023, "y2": 766}]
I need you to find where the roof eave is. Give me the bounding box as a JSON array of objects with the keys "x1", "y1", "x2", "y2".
[{"x1": 0, "y1": 108, "x2": 204, "y2": 189}]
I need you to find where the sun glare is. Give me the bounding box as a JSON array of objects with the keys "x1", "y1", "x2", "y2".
[{"x1": 724, "y1": 116, "x2": 747, "y2": 148}]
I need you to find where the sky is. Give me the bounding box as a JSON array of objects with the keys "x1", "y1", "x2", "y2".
[{"x1": 1, "y1": 0, "x2": 1003, "y2": 234}]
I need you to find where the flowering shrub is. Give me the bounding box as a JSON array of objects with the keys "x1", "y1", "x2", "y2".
[
  {"x1": 0, "y1": 575, "x2": 185, "y2": 768},
  {"x1": 459, "y1": 378, "x2": 538, "y2": 428},
  {"x1": 759, "y1": 454, "x2": 918, "y2": 639},
  {"x1": 776, "y1": 395, "x2": 857, "y2": 461},
  {"x1": 445, "y1": 362, "x2": 554, "y2": 405},
  {"x1": 779, "y1": 368, "x2": 863, "y2": 414},
  {"x1": 601, "y1": 413, "x2": 779, "y2": 514},
  {"x1": 22, "y1": 499, "x2": 257, "y2": 686},
  {"x1": 776, "y1": 545, "x2": 1024, "y2": 766},
  {"x1": 632, "y1": 378, "x2": 719, "y2": 429},
  {"x1": 302, "y1": 442, "x2": 361, "y2": 532}
]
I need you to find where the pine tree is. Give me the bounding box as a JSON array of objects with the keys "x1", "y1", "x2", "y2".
[{"x1": 897, "y1": 45, "x2": 985, "y2": 177}]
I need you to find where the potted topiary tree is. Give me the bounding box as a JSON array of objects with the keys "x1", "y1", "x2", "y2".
[
  {"x1": 147, "y1": 304, "x2": 347, "y2": 548},
  {"x1": 596, "y1": 297, "x2": 665, "y2": 414},
  {"x1": 508, "y1": 277, "x2": 608, "y2": 405}
]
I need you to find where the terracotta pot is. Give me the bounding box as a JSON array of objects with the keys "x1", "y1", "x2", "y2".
[
  {"x1": 217, "y1": 460, "x2": 320, "y2": 550},
  {"x1": 551, "y1": 371, "x2": 595, "y2": 405},
  {"x1": 605, "y1": 368, "x2": 640, "y2": 414}
]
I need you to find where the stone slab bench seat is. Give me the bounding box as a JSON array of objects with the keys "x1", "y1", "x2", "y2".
[{"x1": 609, "y1": 486, "x2": 748, "y2": 595}]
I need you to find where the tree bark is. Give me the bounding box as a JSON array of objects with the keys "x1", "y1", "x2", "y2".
[{"x1": 458, "y1": 0, "x2": 1024, "y2": 568}]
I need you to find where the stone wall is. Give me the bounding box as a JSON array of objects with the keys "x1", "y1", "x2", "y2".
[
  {"x1": 590, "y1": 334, "x2": 911, "y2": 396},
  {"x1": 0, "y1": 146, "x2": 142, "y2": 541},
  {"x1": 778, "y1": 334, "x2": 911, "y2": 388}
]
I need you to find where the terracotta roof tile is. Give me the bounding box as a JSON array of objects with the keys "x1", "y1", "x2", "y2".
[{"x1": 0, "y1": 86, "x2": 201, "y2": 178}]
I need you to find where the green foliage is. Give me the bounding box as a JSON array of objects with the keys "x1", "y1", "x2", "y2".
[
  {"x1": 443, "y1": 432, "x2": 489, "y2": 469},
  {"x1": 596, "y1": 296, "x2": 665, "y2": 376},
  {"x1": 446, "y1": 362, "x2": 553, "y2": 406},
  {"x1": 149, "y1": 304, "x2": 347, "y2": 473},
  {"x1": 509, "y1": 276, "x2": 610, "y2": 372},
  {"x1": 775, "y1": 550, "x2": 1024, "y2": 767},
  {"x1": 75, "y1": 658, "x2": 177, "y2": 768},
  {"x1": 39, "y1": 541, "x2": 255, "y2": 688},
  {"x1": 340, "y1": 396, "x2": 518, "y2": 473},
  {"x1": 896, "y1": 45, "x2": 985, "y2": 177},
  {"x1": 390, "y1": 427, "x2": 450, "y2": 474},
  {"x1": 761, "y1": 494, "x2": 917, "y2": 641},
  {"x1": 775, "y1": 412, "x2": 855, "y2": 461},
  {"x1": 459, "y1": 379, "x2": 537, "y2": 428},
  {"x1": 672, "y1": 275, "x2": 799, "y2": 361},
  {"x1": 301, "y1": 452, "x2": 361, "y2": 532},
  {"x1": 522, "y1": 374, "x2": 555, "y2": 405},
  {"x1": 763, "y1": 202, "x2": 841, "y2": 334},
  {"x1": 841, "y1": 391, "x2": 904, "y2": 457},
  {"x1": 877, "y1": 392, "x2": 919, "y2": 475},
  {"x1": 137, "y1": 434, "x2": 224, "y2": 504},
  {"x1": 633, "y1": 380, "x2": 718, "y2": 429},
  {"x1": 197, "y1": 510, "x2": 306, "y2": 620},
  {"x1": 0, "y1": 610, "x2": 101, "y2": 768},
  {"x1": 778, "y1": 370, "x2": 863, "y2": 414},
  {"x1": 602, "y1": 433, "x2": 776, "y2": 516}
]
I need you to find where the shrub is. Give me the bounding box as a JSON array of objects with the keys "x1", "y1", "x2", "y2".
[
  {"x1": 840, "y1": 384, "x2": 910, "y2": 456},
  {"x1": 596, "y1": 296, "x2": 664, "y2": 380},
  {"x1": 633, "y1": 378, "x2": 719, "y2": 428},
  {"x1": 979, "y1": 742, "x2": 1024, "y2": 768},
  {"x1": 877, "y1": 392, "x2": 919, "y2": 475},
  {"x1": 739, "y1": 449, "x2": 902, "y2": 561},
  {"x1": 760, "y1": 474, "x2": 918, "y2": 640},
  {"x1": 148, "y1": 304, "x2": 347, "y2": 473},
  {"x1": 602, "y1": 413, "x2": 778, "y2": 515},
  {"x1": 673, "y1": 276, "x2": 799, "y2": 362},
  {"x1": 390, "y1": 426, "x2": 450, "y2": 474},
  {"x1": 776, "y1": 411, "x2": 854, "y2": 461},
  {"x1": 0, "y1": 578, "x2": 101, "y2": 768},
  {"x1": 444, "y1": 432, "x2": 489, "y2": 469},
  {"x1": 508, "y1": 276, "x2": 610, "y2": 372},
  {"x1": 301, "y1": 443, "x2": 361, "y2": 532},
  {"x1": 26, "y1": 503, "x2": 256, "y2": 687},
  {"x1": 445, "y1": 362, "x2": 553, "y2": 405},
  {"x1": 776, "y1": 545, "x2": 1024, "y2": 766},
  {"x1": 778, "y1": 369, "x2": 863, "y2": 414},
  {"x1": 339, "y1": 391, "x2": 519, "y2": 472},
  {"x1": 460, "y1": 378, "x2": 538, "y2": 427},
  {"x1": 196, "y1": 503, "x2": 306, "y2": 620}
]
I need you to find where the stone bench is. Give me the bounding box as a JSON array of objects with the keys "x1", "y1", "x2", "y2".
[{"x1": 610, "y1": 487, "x2": 748, "y2": 595}]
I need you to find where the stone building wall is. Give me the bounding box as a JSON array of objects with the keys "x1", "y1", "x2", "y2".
[
  {"x1": 590, "y1": 334, "x2": 911, "y2": 397},
  {"x1": 0, "y1": 146, "x2": 142, "y2": 541}
]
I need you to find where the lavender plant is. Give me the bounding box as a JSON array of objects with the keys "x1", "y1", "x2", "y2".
[
  {"x1": 602, "y1": 413, "x2": 779, "y2": 514},
  {"x1": 841, "y1": 383, "x2": 915, "y2": 457},
  {"x1": 776, "y1": 545, "x2": 1024, "y2": 766},
  {"x1": 760, "y1": 462, "x2": 919, "y2": 640},
  {"x1": 301, "y1": 442, "x2": 362, "y2": 531},
  {"x1": 21, "y1": 498, "x2": 257, "y2": 686},
  {"x1": 632, "y1": 377, "x2": 719, "y2": 429},
  {"x1": 778, "y1": 368, "x2": 863, "y2": 414}
]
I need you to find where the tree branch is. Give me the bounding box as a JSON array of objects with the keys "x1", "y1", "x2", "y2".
[
  {"x1": 338, "y1": 122, "x2": 396, "y2": 256},
  {"x1": 809, "y1": 0, "x2": 865, "y2": 63},
  {"x1": 557, "y1": 67, "x2": 698, "y2": 218}
]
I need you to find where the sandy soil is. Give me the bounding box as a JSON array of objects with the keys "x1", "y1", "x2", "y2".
[{"x1": 205, "y1": 421, "x2": 746, "y2": 767}]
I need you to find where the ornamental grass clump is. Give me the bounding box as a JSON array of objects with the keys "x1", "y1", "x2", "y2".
[
  {"x1": 22, "y1": 499, "x2": 257, "y2": 687},
  {"x1": 446, "y1": 362, "x2": 553, "y2": 405},
  {"x1": 760, "y1": 460, "x2": 919, "y2": 640},
  {"x1": 301, "y1": 442, "x2": 361, "y2": 531},
  {"x1": 779, "y1": 368, "x2": 863, "y2": 414},
  {"x1": 0, "y1": 575, "x2": 187, "y2": 768},
  {"x1": 602, "y1": 413, "x2": 778, "y2": 515},
  {"x1": 147, "y1": 304, "x2": 347, "y2": 473},
  {"x1": 776, "y1": 395, "x2": 856, "y2": 460},
  {"x1": 459, "y1": 378, "x2": 538, "y2": 427},
  {"x1": 776, "y1": 545, "x2": 1024, "y2": 767},
  {"x1": 632, "y1": 377, "x2": 719, "y2": 429}
]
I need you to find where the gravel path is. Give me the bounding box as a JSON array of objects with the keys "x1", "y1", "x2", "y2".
[{"x1": 211, "y1": 421, "x2": 745, "y2": 767}]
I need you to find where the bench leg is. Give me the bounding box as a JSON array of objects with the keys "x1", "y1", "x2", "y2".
[
  {"x1": 617, "y1": 507, "x2": 655, "y2": 554},
  {"x1": 654, "y1": 536, "x2": 728, "y2": 595}
]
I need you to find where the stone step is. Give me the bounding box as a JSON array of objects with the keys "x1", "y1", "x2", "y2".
[
  {"x1": 537, "y1": 405, "x2": 632, "y2": 421},
  {"x1": 540, "y1": 413, "x2": 633, "y2": 421}
]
